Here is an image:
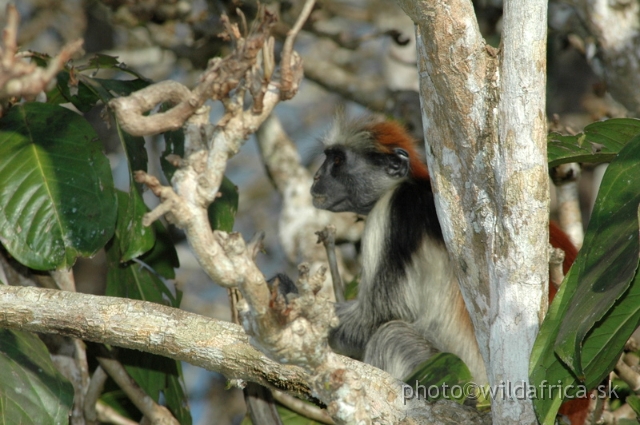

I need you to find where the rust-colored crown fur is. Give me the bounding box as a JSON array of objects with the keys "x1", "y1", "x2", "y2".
[{"x1": 369, "y1": 121, "x2": 430, "y2": 180}]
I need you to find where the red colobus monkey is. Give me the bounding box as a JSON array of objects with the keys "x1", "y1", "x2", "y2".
[{"x1": 310, "y1": 115, "x2": 577, "y2": 384}]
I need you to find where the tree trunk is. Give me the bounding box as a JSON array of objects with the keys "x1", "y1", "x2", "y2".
[{"x1": 395, "y1": 1, "x2": 549, "y2": 423}]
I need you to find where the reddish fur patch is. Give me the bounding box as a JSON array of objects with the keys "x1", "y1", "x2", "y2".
[{"x1": 369, "y1": 121, "x2": 430, "y2": 181}]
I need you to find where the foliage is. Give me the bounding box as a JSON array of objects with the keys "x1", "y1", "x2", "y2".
[
  {"x1": 404, "y1": 353, "x2": 473, "y2": 405},
  {"x1": 0, "y1": 54, "x2": 237, "y2": 424},
  {"x1": 2, "y1": 34, "x2": 640, "y2": 425},
  {"x1": 530, "y1": 129, "x2": 640, "y2": 424},
  {"x1": 0, "y1": 329, "x2": 74, "y2": 425}
]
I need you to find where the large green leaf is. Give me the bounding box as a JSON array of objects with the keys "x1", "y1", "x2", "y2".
[
  {"x1": 554, "y1": 136, "x2": 640, "y2": 378},
  {"x1": 530, "y1": 269, "x2": 582, "y2": 425},
  {"x1": 531, "y1": 266, "x2": 640, "y2": 424},
  {"x1": 530, "y1": 137, "x2": 640, "y2": 424},
  {"x1": 0, "y1": 103, "x2": 117, "y2": 270},
  {"x1": 0, "y1": 328, "x2": 74, "y2": 425},
  {"x1": 548, "y1": 118, "x2": 640, "y2": 167}
]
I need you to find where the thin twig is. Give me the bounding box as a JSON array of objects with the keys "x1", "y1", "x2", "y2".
[
  {"x1": 84, "y1": 366, "x2": 108, "y2": 422},
  {"x1": 96, "y1": 401, "x2": 138, "y2": 425},
  {"x1": 316, "y1": 226, "x2": 345, "y2": 302},
  {"x1": 50, "y1": 269, "x2": 91, "y2": 425},
  {"x1": 280, "y1": 0, "x2": 315, "y2": 99},
  {"x1": 549, "y1": 246, "x2": 565, "y2": 290},
  {"x1": 98, "y1": 356, "x2": 180, "y2": 425},
  {"x1": 272, "y1": 389, "x2": 335, "y2": 425},
  {"x1": 616, "y1": 354, "x2": 640, "y2": 393}
]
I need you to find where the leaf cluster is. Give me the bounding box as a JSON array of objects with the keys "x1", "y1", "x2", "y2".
[{"x1": 0, "y1": 54, "x2": 238, "y2": 424}]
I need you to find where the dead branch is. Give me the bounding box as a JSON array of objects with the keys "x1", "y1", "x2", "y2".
[
  {"x1": 109, "y1": 8, "x2": 282, "y2": 136},
  {"x1": 0, "y1": 4, "x2": 83, "y2": 104},
  {"x1": 280, "y1": 0, "x2": 315, "y2": 100}
]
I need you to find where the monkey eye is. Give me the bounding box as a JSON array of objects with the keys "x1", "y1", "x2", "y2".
[{"x1": 326, "y1": 149, "x2": 345, "y2": 167}]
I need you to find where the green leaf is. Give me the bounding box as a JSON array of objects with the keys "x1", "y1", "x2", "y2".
[
  {"x1": 54, "y1": 72, "x2": 101, "y2": 112},
  {"x1": 114, "y1": 190, "x2": 155, "y2": 262},
  {"x1": 548, "y1": 118, "x2": 640, "y2": 167},
  {"x1": 208, "y1": 177, "x2": 238, "y2": 232},
  {"x1": 344, "y1": 276, "x2": 359, "y2": 300},
  {"x1": 78, "y1": 54, "x2": 152, "y2": 81},
  {"x1": 116, "y1": 120, "x2": 148, "y2": 175},
  {"x1": 139, "y1": 219, "x2": 180, "y2": 281},
  {"x1": 105, "y1": 224, "x2": 178, "y2": 307},
  {"x1": 626, "y1": 394, "x2": 640, "y2": 417},
  {"x1": 555, "y1": 135, "x2": 640, "y2": 378},
  {"x1": 99, "y1": 389, "x2": 140, "y2": 421},
  {"x1": 106, "y1": 184, "x2": 179, "y2": 305},
  {"x1": 164, "y1": 362, "x2": 192, "y2": 425},
  {"x1": 85, "y1": 53, "x2": 121, "y2": 70},
  {"x1": 530, "y1": 265, "x2": 583, "y2": 424},
  {"x1": 93, "y1": 78, "x2": 150, "y2": 98},
  {"x1": 54, "y1": 71, "x2": 150, "y2": 111},
  {"x1": 0, "y1": 103, "x2": 117, "y2": 270},
  {"x1": 403, "y1": 353, "x2": 472, "y2": 404},
  {"x1": 530, "y1": 137, "x2": 640, "y2": 424},
  {"x1": 112, "y1": 114, "x2": 153, "y2": 263},
  {"x1": 0, "y1": 329, "x2": 74, "y2": 424}
]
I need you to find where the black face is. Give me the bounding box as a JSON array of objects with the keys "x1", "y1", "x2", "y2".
[{"x1": 310, "y1": 146, "x2": 410, "y2": 215}]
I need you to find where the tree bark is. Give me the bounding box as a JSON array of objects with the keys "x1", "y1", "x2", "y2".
[
  {"x1": 394, "y1": 1, "x2": 549, "y2": 423},
  {"x1": 565, "y1": 0, "x2": 640, "y2": 116}
]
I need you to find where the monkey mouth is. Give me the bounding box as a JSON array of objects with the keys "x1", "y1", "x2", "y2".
[
  {"x1": 311, "y1": 194, "x2": 328, "y2": 208},
  {"x1": 312, "y1": 194, "x2": 343, "y2": 211}
]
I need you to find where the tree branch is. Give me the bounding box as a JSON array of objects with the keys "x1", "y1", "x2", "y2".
[
  {"x1": 0, "y1": 284, "x2": 488, "y2": 424},
  {"x1": 0, "y1": 4, "x2": 83, "y2": 106},
  {"x1": 0, "y1": 284, "x2": 312, "y2": 397}
]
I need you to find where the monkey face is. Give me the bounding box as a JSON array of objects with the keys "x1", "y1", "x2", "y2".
[{"x1": 311, "y1": 146, "x2": 410, "y2": 215}]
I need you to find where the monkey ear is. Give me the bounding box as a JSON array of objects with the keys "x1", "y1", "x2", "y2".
[{"x1": 386, "y1": 148, "x2": 410, "y2": 178}]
